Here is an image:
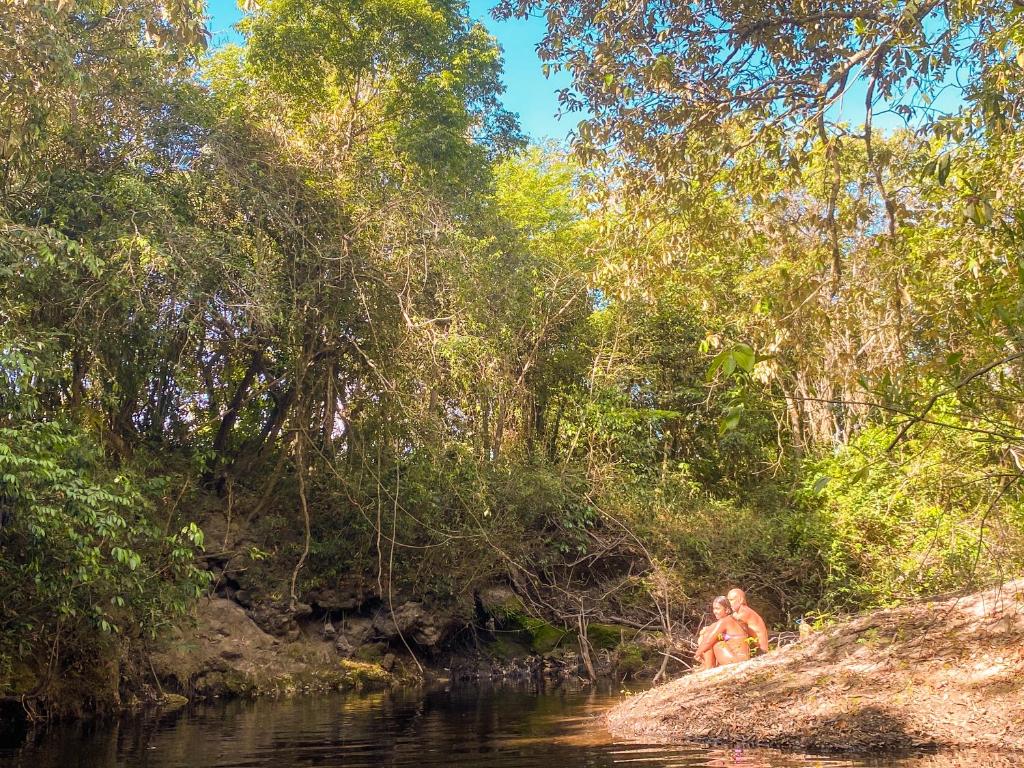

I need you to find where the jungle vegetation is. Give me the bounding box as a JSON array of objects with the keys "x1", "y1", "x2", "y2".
[{"x1": 1, "y1": 0, "x2": 1023, "y2": 710}]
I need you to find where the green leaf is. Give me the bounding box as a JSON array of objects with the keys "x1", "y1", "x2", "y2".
[
  {"x1": 812, "y1": 475, "x2": 830, "y2": 494},
  {"x1": 936, "y1": 154, "x2": 951, "y2": 185},
  {"x1": 706, "y1": 349, "x2": 729, "y2": 381},
  {"x1": 732, "y1": 343, "x2": 755, "y2": 373},
  {"x1": 722, "y1": 354, "x2": 736, "y2": 376},
  {"x1": 718, "y1": 409, "x2": 742, "y2": 435},
  {"x1": 979, "y1": 200, "x2": 993, "y2": 225},
  {"x1": 651, "y1": 55, "x2": 674, "y2": 83}
]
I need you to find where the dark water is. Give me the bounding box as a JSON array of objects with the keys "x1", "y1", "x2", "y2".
[{"x1": 0, "y1": 682, "x2": 1009, "y2": 768}]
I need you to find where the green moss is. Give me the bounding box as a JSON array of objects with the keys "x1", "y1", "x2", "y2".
[
  {"x1": 158, "y1": 693, "x2": 190, "y2": 709},
  {"x1": 586, "y1": 623, "x2": 625, "y2": 650},
  {"x1": 3, "y1": 663, "x2": 39, "y2": 696},
  {"x1": 524, "y1": 618, "x2": 570, "y2": 653},
  {"x1": 615, "y1": 643, "x2": 644, "y2": 677},
  {"x1": 490, "y1": 634, "x2": 533, "y2": 659},
  {"x1": 489, "y1": 594, "x2": 526, "y2": 621},
  {"x1": 489, "y1": 602, "x2": 571, "y2": 655},
  {"x1": 339, "y1": 659, "x2": 393, "y2": 691}
]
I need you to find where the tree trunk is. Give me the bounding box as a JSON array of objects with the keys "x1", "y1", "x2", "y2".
[{"x1": 212, "y1": 351, "x2": 262, "y2": 457}]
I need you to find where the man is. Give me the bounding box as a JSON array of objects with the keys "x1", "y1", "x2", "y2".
[{"x1": 727, "y1": 588, "x2": 769, "y2": 654}]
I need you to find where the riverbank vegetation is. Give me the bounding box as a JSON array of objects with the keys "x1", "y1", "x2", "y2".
[{"x1": 2, "y1": 0, "x2": 1023, "y2": 716}]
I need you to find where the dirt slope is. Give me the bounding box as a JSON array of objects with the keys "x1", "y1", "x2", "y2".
[{"x1": 606, "y1": 579, "x2": 1024, "y2": 752}]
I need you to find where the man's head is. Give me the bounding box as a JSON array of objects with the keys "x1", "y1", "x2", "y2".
[{"x1": 727, "y1": 588, "x2": 747, "y2": 611}]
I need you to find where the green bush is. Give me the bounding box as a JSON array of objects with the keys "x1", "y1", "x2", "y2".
[
  {"x1": 797, "y1": 418, "x2": 1024, "y2": 611},
  {"x1": 0, "y1": 422, "x2": 208, "y2": 703}
]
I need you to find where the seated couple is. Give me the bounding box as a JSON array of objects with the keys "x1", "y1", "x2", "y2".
[{"x1": 694, "y1": 588, "x2": 769, "y2": 670}]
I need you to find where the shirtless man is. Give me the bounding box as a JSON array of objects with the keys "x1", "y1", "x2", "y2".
[{"x1": 727, "y1": 588, "x2": 769, "y2": 654}]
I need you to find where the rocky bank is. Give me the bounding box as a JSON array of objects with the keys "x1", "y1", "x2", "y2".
[
  {"x1": 145, "y1": 579, "x2": 666, "y2": 707},
  {"x1": 606, "y1": 579, "x2": 1024, "y2": 752}
]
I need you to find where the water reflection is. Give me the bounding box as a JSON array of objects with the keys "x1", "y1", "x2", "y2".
[{"x1": 0, "y1": 682, "x2": 1013, "y2": 768}]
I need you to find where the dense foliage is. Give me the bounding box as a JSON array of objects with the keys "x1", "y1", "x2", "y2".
[{"x1": 2, "y1": 0, "x2": 1023, "y2": 712}]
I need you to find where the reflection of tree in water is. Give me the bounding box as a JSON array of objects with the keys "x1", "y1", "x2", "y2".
[{"x1": 1, "y1": 687, "x2": 1019, "y2": 768}]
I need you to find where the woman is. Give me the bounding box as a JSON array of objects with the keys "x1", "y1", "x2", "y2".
[{"x1": 694, "y1": 596, "x2": 752, "y2": 670}]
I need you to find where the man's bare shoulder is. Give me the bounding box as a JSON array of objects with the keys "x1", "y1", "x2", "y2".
[{"x1": 737, "y1": 605, "x2": 765, "y2": 623}]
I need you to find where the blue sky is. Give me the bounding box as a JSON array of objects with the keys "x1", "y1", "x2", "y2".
[{"x1": 204, "y1": 0, "x2": 575, "y2": 142}]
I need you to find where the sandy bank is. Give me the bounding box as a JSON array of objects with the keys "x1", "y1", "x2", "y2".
[{"x1": 606, "y1": 579, "x2": 1024, "y2": 752}]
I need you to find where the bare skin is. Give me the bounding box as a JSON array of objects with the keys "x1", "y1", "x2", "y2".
[
  {"x1": 694, "y1": 600, "x2": 751, "y2": 670},
  {"x1": 727, "y1": 588, "x2": 769, "y2": 653}
]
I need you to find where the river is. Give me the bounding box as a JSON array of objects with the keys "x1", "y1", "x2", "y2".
[{"x1": 0, "y1": 681, "x2": 1009, "y2": 768}]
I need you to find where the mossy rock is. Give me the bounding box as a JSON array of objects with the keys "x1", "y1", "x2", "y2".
[
  {"x1": 615, "y1": 643, "x2": 645, "y2": 678},
  {"x1": 479, "y1": 587, "x2": 525, "y2": 622},
  {"x1": 524, "y1": 618, "x2": 570, "y2": 654},
  {"x1": 586, "y1": 623, "x2": 625, "y2": 650},
  {"x1": 339, "y1": 659, "x2": 393, "y2": 691},
  {"x1": 487, "y1": 599, "x2": 572, "y2": 655},
  {"x1": 228, "y1": 670, "x2": 260, "y2": 696},
  {"x1": 489, "y1": 596, "x2": 526, "y2": 622},
  {"x1": 158, "y1": 693, "x2": 190, "y2": 710},
  {"x1": 193, "y1": 669, "x2": 257, "y2": 697},
  {"x1": 353, "y1": 642, "x2": 388, "y2": 661},
  {"x1": 489, "y1": 634, "x2": 533, "y2": 660}
]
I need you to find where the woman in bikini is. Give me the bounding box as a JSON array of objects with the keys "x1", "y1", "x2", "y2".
[{"x1": 694, "y1": 596, "x2": 752, "y2": 670}]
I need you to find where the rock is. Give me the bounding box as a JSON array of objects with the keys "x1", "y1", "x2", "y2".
[
  {"x1": 233, "y1": 589, "x2": 253, "y2": 608},
  {"x1": 334, "y1": 617, "x2": 376, "y2": 657},
  {"x1": 322, "y1": 620, "x2": 337, "y2": 639},
  {"x1": 150, "y1": 597, "x2": 400, "y2": 703},
  {"x1": 354, "y1": 642, "x2": 388, "y2": 662},
  {"x1": 381, "y1": 653, "x2": 396, "y2": 672},
  {"x1": 586, "y1": 622, "x2": 626, "y2": 650},
  {"x1": 614, "y1": 643, "x2": 646, "y2": 679},
  {"x1": 372, "y1": 601, "x2": 458, "y2": 649},
  {"x1": 150, "y1": 598, "x2": 274, "y2": 692},
  {"x1": 335, "y1": 636, "x2": 355, "y2": 658},
  {"x1": 338, "y1": 616, "x2": 375, "y2": 646},
  {"x1": 477, "y1": 586, "x2": 521, "y2": 618},
  {"x1": 305, "y1": 576, "x2": 375, "y2": 613},
  {"x1": 247, "y1": 600, "x2": 312, "y2": 639},
  {"x1": 339, "y1": 659, "x2": 393, "y2": 690},
  {"x1": 158, "y1": 693, "x2": 190, "y2": 710}
]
